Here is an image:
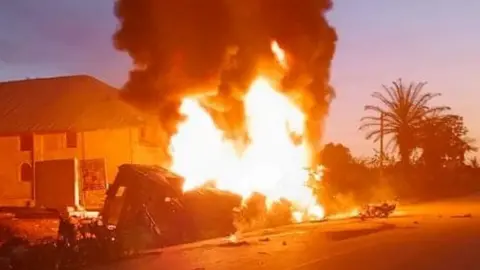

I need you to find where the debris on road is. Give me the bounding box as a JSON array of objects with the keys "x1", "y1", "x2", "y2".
[
  {"x1": 451, "y1": 213, "x2": 472, "y2": 218},
  {"x1": 219, "y1": 240, "x2": 249, "y2": 247},
  {"x1": 258, "y1": 237, "x2": 270, "y2": 242},
  {"x1": 358, "y1": 202, "x2": 397, "y2": 220}
]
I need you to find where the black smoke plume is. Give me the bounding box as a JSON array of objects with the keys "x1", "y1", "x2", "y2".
[{"x1": 114, "y1": 0, "x2": 337, "y2": 161}]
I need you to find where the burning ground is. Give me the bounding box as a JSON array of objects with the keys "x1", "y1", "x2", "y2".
[{"x1": 114, "y1": 0, "x2": 337, "y2": 223}]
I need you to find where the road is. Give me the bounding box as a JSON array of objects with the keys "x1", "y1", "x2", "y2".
[{"x1": 94, "y1": 195, "x2": 480, "y2": 270}]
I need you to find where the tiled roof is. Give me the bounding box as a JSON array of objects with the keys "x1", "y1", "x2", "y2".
[{"x1": 0, "y1": 75, "x2": 146, "y2": 135}]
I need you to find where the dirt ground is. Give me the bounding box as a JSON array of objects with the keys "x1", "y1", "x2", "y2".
[{"x1": 0, "y1": 211, "x2": 58, "y2": 243}]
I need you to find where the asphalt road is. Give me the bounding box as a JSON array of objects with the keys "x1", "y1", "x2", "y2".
[{"x1": 94, "y1": 195, "x2": 480, "y2": 270}]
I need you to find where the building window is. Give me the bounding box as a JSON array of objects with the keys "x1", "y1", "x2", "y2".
[
  {"x1": 20, "y1": 134, "x2": 34, "y2": 151},
  {"x1": 66, "y1": 132, "x2": 78, "y2": 148},
  {"x1": 20, "y1": 163, "x2": 33, "y2": 182}
]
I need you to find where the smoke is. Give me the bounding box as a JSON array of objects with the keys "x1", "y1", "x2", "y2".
[{"x1": 114, "y1": 0, "x2": 337, "y2": 157}]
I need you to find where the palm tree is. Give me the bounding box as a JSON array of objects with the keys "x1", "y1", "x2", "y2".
[{"x1": 359, "y1": 79, "x2": 450, "y2": 167}]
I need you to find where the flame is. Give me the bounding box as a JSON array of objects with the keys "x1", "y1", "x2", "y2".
[
  {"x1": 227, "y1": 233, "x2": 238, "y2": 243},
  {"x1": 169, "y1": 41, "x2": 324, "y2": 222},
  {"x1": 271, "y1": 41, "x2": 287, "y2": 68}
]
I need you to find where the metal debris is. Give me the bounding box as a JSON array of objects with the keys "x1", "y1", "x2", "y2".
[{"x1": 358, "y1": 202, "x2": 397, "y2": 220}]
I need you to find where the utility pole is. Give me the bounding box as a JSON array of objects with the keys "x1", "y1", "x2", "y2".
[{"x1": 379, "y1": 112, "x2": 385, "y2": 172}]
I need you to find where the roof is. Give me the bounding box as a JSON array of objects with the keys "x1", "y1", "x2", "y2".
[
  {"x1": 0, "y1": 75, "x2": 147, "y2": 135},
  {"x1": 111, "y1": 164, "x2": 185, "y2": 196}
]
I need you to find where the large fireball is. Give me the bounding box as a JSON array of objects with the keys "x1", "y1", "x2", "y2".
[{"x1": 169, "y1": 42, "x2": 324, "y2": 222}]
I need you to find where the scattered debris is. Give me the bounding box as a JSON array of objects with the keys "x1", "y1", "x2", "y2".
[
  {"x1": 219, "y1": 241, "x2": 249, "y2": 247},
  {"x1": 258, "y1": 251, "x2": 270, "y2": 255},
  {"x1": 451, "y1": 213, "x2": 472, "y2": 219},
  {"x1": 0, "y1": 215, "x2": 121, "y2": 270},
  {"x1": 282, "y1": 241, "x2": 287, "y2": 246},
  {"x1": 259, "y1": 237, "x2": 270, "y2": 242}
]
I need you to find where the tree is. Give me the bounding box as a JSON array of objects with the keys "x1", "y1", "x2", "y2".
[
  {"x1": 318, "y1": 143, "x2": 371, "y2": 196},
  {"x1": 368, "y1": 149, "x2": 396, "y2": 168},
  {"x1": 418, "y1": 114, "x2": 477, "y2": 169},
  {"x1": 318, "y1": 143, "x2": 353, "y2": 170},
  {"x1": 360, "y1": 79, "x2": 450, "y2": 168}
]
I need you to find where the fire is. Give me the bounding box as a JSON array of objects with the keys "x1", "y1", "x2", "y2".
[
  {"x1": 271, "y1": 41, "x2": 287, "y2": 68},
  {"x1": 169, "y1": 41, "x2": 324, "y2": 222}
]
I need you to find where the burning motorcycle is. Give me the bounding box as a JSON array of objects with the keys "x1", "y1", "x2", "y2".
[{"x1": 358, "y1": 202, "x2": 397, "y2": 220}]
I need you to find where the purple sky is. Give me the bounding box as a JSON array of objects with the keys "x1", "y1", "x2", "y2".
[{"x1": 1, "y1": 0, "x2": 479, "y2": 158}]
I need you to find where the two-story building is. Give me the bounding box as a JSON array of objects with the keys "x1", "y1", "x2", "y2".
[{"x1": 0, "y1": 75, "x2": 168, "y2": 208}]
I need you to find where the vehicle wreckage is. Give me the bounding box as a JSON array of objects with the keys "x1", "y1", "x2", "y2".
[
  {"x1": 358, "y1": 201, "x2": 397, "y2": 220},
  {"x1": 0, "y1": 164, "x2": 241, "y2": 269}
]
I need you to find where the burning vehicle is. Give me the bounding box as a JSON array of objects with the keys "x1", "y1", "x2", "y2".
[
  {"x1": 358, "y1": 202, "x2": 397, "y2": 220},
  {"x1": 102, "y1": 164, "x2": 242, "y2": 248}
]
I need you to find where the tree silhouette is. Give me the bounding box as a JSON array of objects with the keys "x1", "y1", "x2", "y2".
[
  {"x1": 318, "y1": 143, "x2": 353, "y2": 170},
  {"x1": 360, "y1": 79, "x2": 449, "y2": 167},
  {"x1": 418, "y1": 114, "x2": 477, "y2": 169},
  {"x1": 318, "y1": 143, "x2": 374, "y2": 199}
]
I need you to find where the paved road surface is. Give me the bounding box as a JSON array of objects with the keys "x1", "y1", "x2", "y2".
[{"x1": 94, "y1": 195, "x2": 480, "y2": 270}]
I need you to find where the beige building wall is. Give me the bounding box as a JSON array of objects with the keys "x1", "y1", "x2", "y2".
[
  {"x1": 0, "y1": 136, "x2": 32, "y2": 206},
  {"x1": 0, "y1": 126, "x2": 167, "y2": 207}
]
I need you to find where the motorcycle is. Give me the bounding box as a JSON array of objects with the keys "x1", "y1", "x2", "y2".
[{"x1": 359, "y1": 202, "x2": 397, "y2": 220}]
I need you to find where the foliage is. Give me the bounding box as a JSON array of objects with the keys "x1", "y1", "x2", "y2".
[
  {"x1": 319, "y1": 141, "x2": 480, "y2": 210},
  {"x1": 322, "y1": 77, "x2": 480, "y2": 208},
  {"x1": 367, "y1": 149, "x2": 397, "y2": 168},
  {"x1": 360, "y1": 79, "x2": 449, "y2": 166},
  {"x1": 417, "y1": 114, "x2": 477, "y2": 169},
  {"x1": 318, "y1": 143, "x2": 353, "y2": 169},
  {"x1": 318, "y1": 143, "x2": 378, "y2": 207}
]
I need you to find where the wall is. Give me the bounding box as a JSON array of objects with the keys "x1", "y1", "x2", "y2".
[
  {"x1": 0, "y1": 136, "x2": 33, "y2": 206},
  {"x1": 0, "y1": 126, "x2": 166, "y2": 207}
]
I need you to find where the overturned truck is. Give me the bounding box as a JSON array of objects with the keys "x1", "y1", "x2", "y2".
[{"x1": 102, "y1": 164, "x2": 242, "y2": 250}]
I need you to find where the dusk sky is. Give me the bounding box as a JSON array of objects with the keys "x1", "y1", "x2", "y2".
[{"x1": 1, "y1": 1, "x2": 479, "y2": 158}]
